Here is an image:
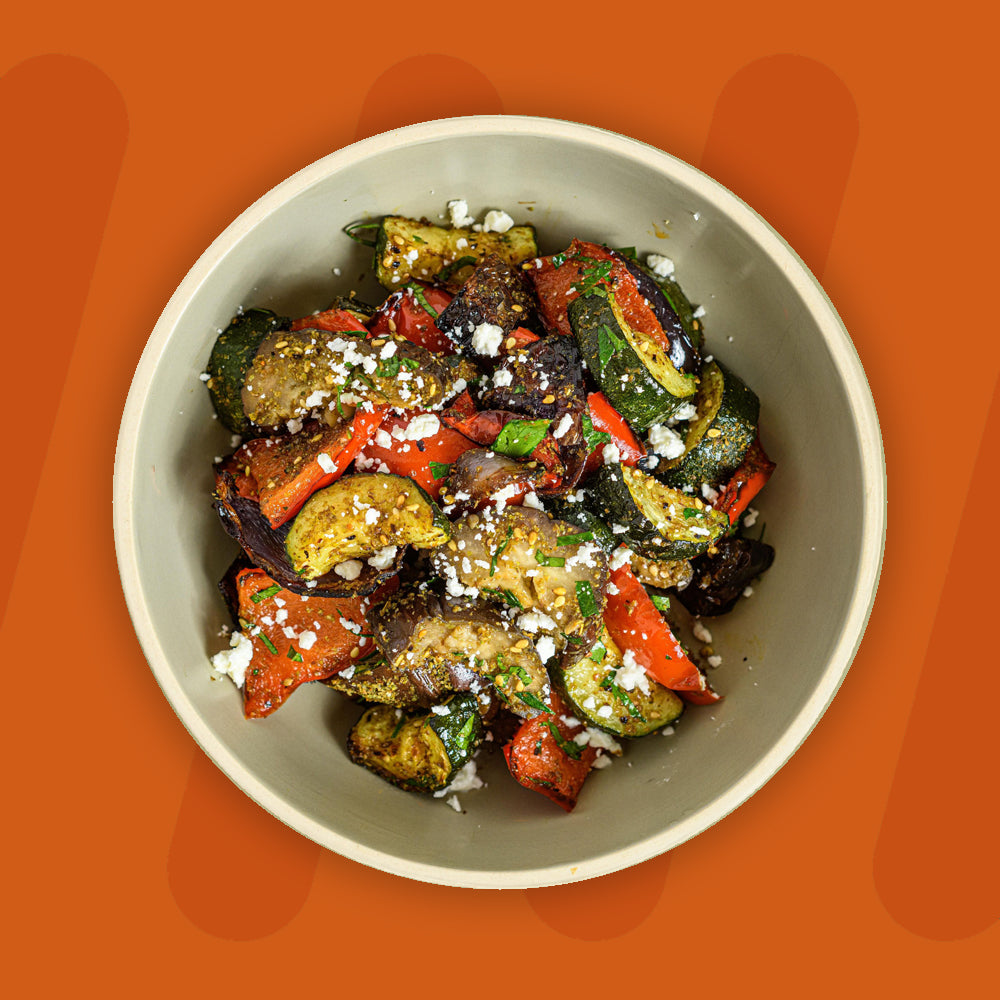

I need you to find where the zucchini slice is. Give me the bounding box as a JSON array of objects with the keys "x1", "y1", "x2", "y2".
[
  {"x1": 346, "y1": 692, "x2": 484, "y2": 792},
  {"x1": 374, "y1": 216, "x2": 538, "y2": 291},
  {"x1": 206, "y1": 308, "x2": 290, "y2": 433},
  {"x1": 629, "y1": 554, "x2": 694, "y2": 591},
  {"x1": 542, "y1": 498, "x2": 618, "y2": 553},
  {"x1": 284, "y1": 473, "x2": 450, "y2": 580},
  {"x1": 569, "y1": 292, "x2": 697, "y2": 431},
  {"x1": 660, "y1": 361, "x2": 760, "y2": 490},
  {"x1": 554, "y1": 627, "x2": 683, "y2": 738},
  {"x1": 590, "y1": 463, "x2": 728, "y2": 560}
]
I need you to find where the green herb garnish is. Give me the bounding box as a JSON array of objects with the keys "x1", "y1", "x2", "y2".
[
  {"x1": 543, "y1": 720, "x2": 583, "y2": 759},
  {"x1": 651, "y1": 594, "x2": 671, "y2": 613},
  {"x1": 251, "y1": 584, "x2": 281, "y2": 604},
  {"x1": 575, "y1": 580, "x2": 600, "y2": 618},
  {"x1": 534, "y1": 550, "x2": 566, "y2": 568},
  {"x1": 600, "y1": 674, "x2": 644, "y2": 719},
  {"x1": 437, "y1": 255, "x2": 477, "y2": 282},
  {"x1": 557, "y1": 531, "x2": 594, "y2": 546},
  {"x1": 406, "y1": 282, "x2": 438, "y2": 318},
  {"x1": 429, "y1": 461, "x2": 452, "y2": 481},
  {"x1": 286, "y1": 647, "x2": 304, "y2": 662},
  {"x1": 492, "y1": 418, "x2": 551, "y2": 458},
  {"x1": 401, "y1": 356, "x2": 420, "y2": 369},
  {"x1": 377, "y1": 355, "x2": 401, "y2": 378},
  {"x1": 490, "y1": 526, "x2": 514, "y2": 577},
  {"x1": 516, "y1": 691, "x2": 551, "y2": 714},
  {"x1": 597, "y1": 323, "x2": 627, "y2": 373},
  {"x1": 342, "y1": 220, "x2": 379, "y2": 247},
  {"x1": 581, "y1": 409, "x2": 611, "y2": 453},
  {"x1": 483, "y1": 586, "x2": 523, "y2": 610},
  {"x1": 454, "y1": 712, "x2": 477, "y2": 752},
  {"x1": 256, "y1": 631, "x2": 279, "y2": 656},
  {"x1": 589, "y1": 643, "x2": 607, "y2": 663}
]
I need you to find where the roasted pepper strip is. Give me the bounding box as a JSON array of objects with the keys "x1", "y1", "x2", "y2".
[
  {"x1": 235, "y1": 568, "x2": 398, "y2": 718},
  {"x1": 713, "y1": 435, "x2": 775, "y2": 525},
  {"x1": 582, "y1": 391, "x2": 646, "y2": 477},
  {"x1": 290, "y1": 307, "x2": 368, "y2": 335},
  {"x1": 604, "y1": 562, "x2": 710, "y2": 694},
  {"x1": 367, "y1": 282, "x2": 455, "y2": 354},
  {"x1": 503, "y1": 689, "x2": 597, "y2": 812}
]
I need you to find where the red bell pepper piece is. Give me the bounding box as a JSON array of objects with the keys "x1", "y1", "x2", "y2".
[
  {"x1": 290, "y1": 307, "x2": 368, "y2": 335},
  {"x1": 582, "y1": 391, "x2": 646, "y2": 478},
  {"x1": 604, "y1": 562, "x2": 711, "y2": 694},
  {"x1": 530, "y1": 240, "x2": 674, "y2": 360},
  {"x1": 234, "y1": 406, "x2": 387, "y2": 528},
  {"x1": 500, "y1": 326, "x2": 541, "y2": 352},
  {"x1": 356, "y1": 409, "x2": 478, "y2": 500},
  {"x1": 713, "y1": 436, "x2": 776, "y2": 525},
  {"x1": 368, "y1": 282, "x2": 455, "y2": 354},
  {"x1": 234, "y1": 568, "x2": 398, "y2": 718},
  {"x1": 503, "y1": 690, "x2": 598, "y2": 812}
]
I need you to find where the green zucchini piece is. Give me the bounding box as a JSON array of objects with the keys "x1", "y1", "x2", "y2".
[
  {"x1": 543, "y1": 498, "x2": 618, "y2": 553},
  {"x1": 206, "y1": 308, "x2": 289, "y2": 433},
  {"x1": 569, "y1": 293, "x2": 696, "y2": 431},
  {"x1": 590, "y1": 463, "x2": 728, "y2": 560},
  {"x1": 374, "y1": 216, "x2": 538, "y2": 291},
  {"x1": 346, "y1": 693, "x2": 484, "y2": 792},
  {"x1": 660, "y1": 361, "x2": 760, "y2": 490},
  {"x1": 285, "y1": 473, "x2": 450, "y2": 580},
  {"x1": 554, "y1": 627, "x2": 683, "y2": 738}
]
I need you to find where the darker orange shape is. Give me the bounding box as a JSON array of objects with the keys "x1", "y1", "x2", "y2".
[
  {"x1": 525, "y1": 855, "x2": 671, "y2": 939},
  {"x1": 700, "y1": 54, "x2": 858, "y2": 278},
  {"x1": 354, "y1": 54, "x2": 503, "y2": 141},
  {"x1": 168, "y1": 750, "x2": 320, "y2": 940},
  {"x1": 874, "y1": 376, "x2": 999, "y2": 940},
  {"x1": 0, "y1": 55, "x2": 127, "y2": 625}
]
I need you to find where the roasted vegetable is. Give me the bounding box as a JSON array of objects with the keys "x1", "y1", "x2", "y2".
[
  {"x1": 675, "y1": 536, "x2": 775, "y2": 617},
  {"x1": 213, "y1": 468, "x2": 405, "y2": 597},
  {"x1": 590, "y1": 463, "x2": 728, "y2": 561},
  {"x1": 629, "y1": 554, "x2": 694, "y2": 591},
  {"x1": 206, "y1": 308, "x2": 290, "y2": 433},
  {"x1": 240, "y1": 329, "x2": 456, "y2": 429},
  {"x1": 367, "y1": 589, "x2": 549, "y2": 716},
  {"x1": 553, "y1": 626, "x2": 684, "y2": 738},
  {"x1": 373, "y1": 216, "x2": 538, "y2": 291},
  {"x1": 581, "y1": 391, "x2": 646, "y2": 477},
  {"x1": 443, "y1": 447, "x2": 552, "y2": 512},
  {"x1": 284, "y1": 472, "x2": 450, "y2": 580},
  {"x1": 367, "y1": 282, "x2": 456, "y2": 354},
  {"x1": 436, "y1": 254, "x2": 539, "y2": 348},
  {"x1": 569, "y1": 292, "x2": 696, "y2": 430},
  {"x1": 347, "y1": 693, "x2": 484, "y2": 792},
  {"x1": 713, "y1": 436, "x2": 776, "y2": 525},
  {"x1": 659, "y1": 361, "x2": 760, "y2": 490},
  {"x1": 429, "y1": 505, "x2": 609, "y2": 647}
]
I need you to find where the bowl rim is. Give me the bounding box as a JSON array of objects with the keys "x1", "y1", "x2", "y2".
[{"x1": 113, "y1": 114, "x2": 887, "y2": 889}]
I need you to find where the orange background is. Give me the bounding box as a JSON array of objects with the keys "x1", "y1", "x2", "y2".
[{"x1": 2, "y1": 2, "x2": 997, "y2": 996}]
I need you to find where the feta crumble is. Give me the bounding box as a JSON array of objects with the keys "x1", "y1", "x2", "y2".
[
  {"x1": 334, "y1": 559, "x2": 364, "y2": 581},
  {"x1": 648, "y1": 423, "x2": 686, "y2": 460},
  {"x1": 211, "y1": 631, "x2": 253, "y2": 687},
  {"x1": 482, "y1": 209, "x2": 514, "y2": 233},
  {"x1": 646, "y1": 253, "x2": 675, "y2": 278},
  {"x1": 470, "y1": 322, "x2": 504, "y2": 357}
]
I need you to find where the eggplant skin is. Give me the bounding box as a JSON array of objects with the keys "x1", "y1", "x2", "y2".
[
  {"x1": 675, "y1": 536, "x2": 775, "y2": 617},
  {"x1": 480, "y1": 336, "x2": 586, "y2": 422},
  {"x1": 436, "y1": 254, "x2": 538, "y2": 345},
  {"x1": 212, "y1": 469, "x2": 404, "y2": 598},
  {"x1": 619, "y1": 255, "x2": 700, "y2": 376}
]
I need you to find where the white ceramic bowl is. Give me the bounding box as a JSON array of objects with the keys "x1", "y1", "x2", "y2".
[{"x1": 114, "y1": 116, "x2": 885, "y2": 888}]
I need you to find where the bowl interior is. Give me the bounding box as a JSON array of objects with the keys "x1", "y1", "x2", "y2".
[{"x1": 115, "y1": 117, "x2": 884, "y2": 887}]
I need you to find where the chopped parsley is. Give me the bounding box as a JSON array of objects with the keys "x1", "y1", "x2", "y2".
[
  {"x1": 490, "y1": 526, "x2": 514, "y2": 577},
  {"x1": 597, "y1": 323, "x2": 628, "y2": 373},
  {"x1": 557, "y1": 530, "x2": 594, "y2": 546},
  {"x1": 516, "y1": 691, "x2": 551, "y2": 714},
  {"x1": 483, "y1": 586, "x2": 523, "y2": 610},
  {"x1": 575, "y1": 580, "x2": 600, "y2": 618},
  {"x1": 600, "y1": 674, "x2": 644, "y2": 719},
  {"x1": 428, "y1": 461, "x2": 452, "y2": 481},
  {"x1": 251, "y1": 584, "x2": 281, "y2": 604},
  {"x1": 286, "y1": 646, "x2": 304, "y2": 662},
  {"x1": 492, "y1": 418, "x2": 551, "y2": 458},
  {"x1": 437, "y1": 255, "x2": 477, "y2": 282},
  {"x1": 589, "y1": 643, "x2": 607, "y2": 663},
  {"x1": 534, "y1": 550, "x2": 566, "y2": 568},
  {"x1": 256, "y1": 632, "x2": 279, "y2": 656},
  {"x1": 651, "y1": 594, "x2": 671, "y2": 613},
  {"x1": 542, "y1": 719, "x2": 583, "y2": 759},
  {"x1": 581, "y1": 408, "x2": 611, "y2": 453},
  {"x1": 405, "y1": 282, "x2": 438, "y2": 317}
]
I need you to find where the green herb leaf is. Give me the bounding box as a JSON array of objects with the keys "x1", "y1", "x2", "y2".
[
  {"x1": 575, "y1": 580, "x2": 600, "y2": 618},
  {"x1": 251, "y1": 584, "x2": 281, "y2": 604},
  {"x1": 412, "y1": 235, "x2": 426, "y2": 245},
  {"x1": 575, "y1": 258, "x2": 614, "y2": 296},
  {"x1": 256, "y1": 631, "x2": 279, "y2": 656},
  {"x1": 650, "y1": 594, "x2": 671, "y2": 613},
  {"x1": 550, "y1": 251, "x2": 568, "y2": 268},
  {"x1": 597, "y1": 323, "x2": 627, "y2": 373},
  {"x1": 482, "y1": 586, "x2": 523, "y2": 610},
  {"x1": 557, "y1": 530, "x2": 594, "y2": 546},
  {"x1": 534, "y1": 550, "x2": 566, "y2": 568},
  {"x1": 401, "y1": 357, "x2": 420, "y2": 369},
  {"x1": 492, "y1": 418, "x2": 551, "y2": 458},
  {"x1": 405, "y1": 282, "x2": 438, "y2": 318},
  {"x1": 542, "y1": 719, "x2": 583, "y2": 759},
  {"x1": 581, "y1": 409, "x2": 611, "y2": 453},
  {"x1": 516, "y1": 691, "x2": 551, "y2": 714},
  {"x1": 377, "y1": 355, "x2": 401, "y2": 378},
  {"x1": 429, "y1": 461, "x2": 452, "y2": 481},
  {"x1": 589, "y1": 643, "x2": 607, "y2": 663},
  {"x1": 286, "y1": 646, "x2": 304, "y2": 662},
  {"x1": 454, "y1": 712, "x2": 477, "y2": 752},
  {"x1": 600, "y1": 674, "x2": 644, "y2": 719},
  {"x1": 682, "y1": 507, "x2": 702, "y2": 519},
  {"x1": 615, "y1": 246, "x2": 637, "y2": 260},
  {"x1": 490, "y1": 526, "x2": 514, "y2": 577},
  {"x1": 343, "y1": 220, "x2": 380, "y2": 247}
]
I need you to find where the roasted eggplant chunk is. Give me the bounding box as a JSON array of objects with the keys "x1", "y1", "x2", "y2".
[
  {"x1": 675, "y1": 536, "x2": 775, "y2": 617},
  {"x1": 347, "y1": 693, "x2": 484, "y2": 792},
  {"x1": 436, "y1": 254, "x2": 538, "y2": 348},
  {"x1": 284, "y1": 473, "x2": 450, "y2": 580},
  {"x1": 553, "y1": 627, "x2": 684, "y2": 738},
  {"x1": 590, "y1": 463, "x2": 728, "y2": 560},
  {"x1": 367, "y1": 589, "x2": 549, "y2": 716},
  {"x1": 213, "y1": 469, "x2": 405, "y2": 597},
  {"x1": 240, "y1": 330, "x2": 456, "y2": 429},
  {"x1": 430, "y1": 505, "x2": 609, "y2": 647},
  {"x1": 206, "y1": 308, "x2": 290, "y2": 433},
  {"x1": 373, "y1": 216, "x2": 538, "y2": 291},
  {"x1": 480, "y1": 336, "x2": 586, "y2": 422},
  {"x1": 445, "y1": 448, "x2": 552, "y2": 513}
]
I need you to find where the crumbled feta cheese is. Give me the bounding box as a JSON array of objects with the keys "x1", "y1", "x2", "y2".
[
  {"x1": 670, "y1": 401, "x2": 698, "y2": 423},
  {"x1": 692, "y1": 304, "x2": 706, "y2": 319},
  {"x1": 517, "y1": 610, "x2": 558, "y2": 634},
  {"x1": 445, "y1": 796, "x2": 462, "y2": 812},
  {"x1": 303, "y1": 388, "x2": 330, "y2": 409},
  {"x1": 603, "y1": 442, "x2": 621, "y2": 464},
  {"x1": 434, "y1": 760, "x2": 484, "y2": 797},
  {"x1": 707, "y1": 654, "x2": 723, "y2": 668},
  {"x1": 692, "y1": 620, "x2": 713, "y2": 644},
  {"x1": 535, "y1": 636, "x2": 557, "y2": 662},
  {"x1": 210, "y1": 631, "x2": 253, "y2": 687},
  {"x1": 492, "y1": 367, "x2": 513, "y2": 388},
  {"x1": 742, "y1": 507, "x2": 759, "y2": 528},
  {"x1": 609, "y1": 546, "x2": 633, "y2": 571},
  {"x1": 379, "y1": 340, "x2": 397, "y2": 359},
  {"x1": 616, "y1": 649, "x2": 652, "y2": 695},
  {"x1": 334, "y1": 559, "x2": 364, "y2": 580},
  {"x1": 592, "y1": 752, "x2": 613, "y2": 769},
  {"x1": 646, "y1": 253, "x2": 675, "y2": 278},
  {"x1": 743, "y1": 586, "x2": 754, "y2": 598},
  {"x1": 552, "y1": 412, "x2": 573, "y2": 439},
  {"x1": 367, "y1": 545, "x2": 398, "y2": 570},
  {"x1": 374, "y1": 429, "x2": 393, "y2": 450},
  {"x1": 701, "y1": 482, "x2": 720, "y2": 503},
  {"x1": 447, "y1": 199, "x2": 476, "y2": 228},
  {"x1": 597, "y1": 704, "x2": 613, "y2": 718},
  {"x1": 431, "y1": 704, "x2": 451, "y2": 716},
  {"x1": 470, "y1": 322, "x2": 504, "y2": 357},
  {"x1": 482, "y1": 209, "x2": 514, "y2": 233},
  {"x1": 491, "y1": 482, "x2": 520, "y2": 513},
  {"x1": 648, "y1": 423, "x2": 686, "y2": 460},
  {"x1": 404, "y1": 413, "x2": 440, "y2": 441},
  {"x1": 522, "y1": 492, "x2": 544, "y2": 510},
  {"x1": 285, "y1": 417, "x2": 303, "y2": 434},
  {"x1": 316, "y1": 452, "x2": 337, "y2": 474}
]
